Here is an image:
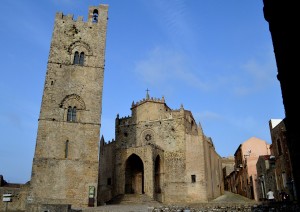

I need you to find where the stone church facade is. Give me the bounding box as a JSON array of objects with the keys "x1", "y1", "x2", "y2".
[
  {"x1": 28, "y1": 5, "x2": 108, "y2": 209},
  {"x1": 98, "y1": 93, "x2": 224, "y2": 204},
  {"x1": 18, "y1": 3, "x2": 224, "y2": 210}
]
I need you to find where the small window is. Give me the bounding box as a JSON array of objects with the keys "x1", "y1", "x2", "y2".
[
  {"x1": 67, "y1": 106, "x2": 76, "y2": 122},
  {"x1": 92, "y1": 9, "x2": 99, "y2": 23},
  {"x1": 73, "y1": 51, "x2": 79, "y2": 64},
  {"x1": 67, "y1": 106, "x2": 72, "y2": 121},
  {"x1": 191, "y1": 175, "x2": 196, "y2": 183},
  {"x1": 79, "y1": 52, "x2": 84, "y2": 65},
  {"x1": 107, "y1": 178, "x2": 111, "y2": 185},
  {"x1": 72, "y1": 107, "x2": 76, "y2": 121},
  {"x1": 277, "y1": 138, "x2": 282, "y2": 155},
  {"x1": 65, "y1": 140, "x2": 69, "y2": 158}
]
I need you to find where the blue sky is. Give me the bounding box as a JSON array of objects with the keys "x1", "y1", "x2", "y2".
[{"x1": 0, "y1": 0, "x2": 284, "y2": 183}]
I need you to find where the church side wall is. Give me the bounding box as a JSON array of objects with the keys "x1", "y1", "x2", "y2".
[
  {"x1": 161, "y1": 112, "x2": 188, "y2": 203},
  {"x1": 98, "y1": 142, "x2": 116, "y2": 204},
  {"x1": 185, "y1": 133, "x2": 208, "y2": 202},
  {"x1": 203, "y1": 138, "x2": 223, "y2": 200}
]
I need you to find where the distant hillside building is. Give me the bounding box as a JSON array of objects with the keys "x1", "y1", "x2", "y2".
[
  {"x1": 221, "y1": 156, "x2": 235, "y2": 191},
  {"x1": 98, "y1": 93, "x2": 224, "y2": 204},
  {"x1": 233, "y1": 137, "x2": 270, "y2": 201}
]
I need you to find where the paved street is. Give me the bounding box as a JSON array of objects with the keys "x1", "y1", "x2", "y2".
[{"x1": 81, "y1": 191, "x2": 258, "y2": 212}]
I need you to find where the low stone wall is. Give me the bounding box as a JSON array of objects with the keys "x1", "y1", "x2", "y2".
[
  {"x1": 149, "y1": 203, "x2": 255, "y2": 212},
  {"x1": 148, "y1": 202, "x2": 300, "y2": 212},
  {"x1": 26, "y1": 203, "x2": 81, "y2": 212}
]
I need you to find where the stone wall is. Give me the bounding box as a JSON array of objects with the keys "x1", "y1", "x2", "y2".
[
  {"x1": 29, "y1": 4, "x2": 108, "y2": 208},
  {"x1": 26, "y1": 203, "x2": 80, "y2": 212},
  {"x1": 98, "y1": 139, "x2": 116, "y2": 204},
  {"x1": 99, "y1": 96, "x2": 223, "y2": 204}
]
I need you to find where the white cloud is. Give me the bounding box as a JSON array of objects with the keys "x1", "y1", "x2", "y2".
[
  {"x1": 134, "y1": 46, "x2": 210, "y2": 90},
  {"x1": 148, "y1": 0, "x2": 196, "y2": 49},
  {"x1": 232, "y1": 49, "x2": 277, "y2": 96},
  {"x1": 197, "y1": 111, "x2": 223, "y2": 121}
]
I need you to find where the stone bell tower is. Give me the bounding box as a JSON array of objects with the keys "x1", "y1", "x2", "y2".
[{"x1": 29, "y1": 5, "x2": 108, "y2": 208}]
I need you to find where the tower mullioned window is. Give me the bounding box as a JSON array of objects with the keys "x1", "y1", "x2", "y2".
[
  {"x1": 67, "y1": 106, "x2": 76, "y2": 122},
  {"x1": 29, "y1": 4, "x2": 108, "y2": 208},
  {"x1": 73, "y1": 51, "x2": 85, "y2": 65}
]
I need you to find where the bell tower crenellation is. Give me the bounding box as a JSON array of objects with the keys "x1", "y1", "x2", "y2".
[{"x1": 28, "y1": 4, "x2": 108, "y2": 209}]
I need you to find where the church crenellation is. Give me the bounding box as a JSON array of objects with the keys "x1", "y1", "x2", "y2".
[{"x1": 0, "y1": 5, "x2": 224, "y2": 211}]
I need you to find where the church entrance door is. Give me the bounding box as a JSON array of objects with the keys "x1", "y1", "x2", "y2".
[{"x1": 125, "y1": 154, "x2": 144, "y2": 194}]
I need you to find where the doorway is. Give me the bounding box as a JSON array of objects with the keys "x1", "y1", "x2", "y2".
[{"x1": 125, "y1": 154, "x2": 144, "y2": 194}]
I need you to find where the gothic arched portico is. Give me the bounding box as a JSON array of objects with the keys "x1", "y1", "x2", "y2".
[
  {"x1": 155, "y1": 155, "x2": 162, "y2": 194},
  {"x1": 125, "y1": 154, "x2": 144, "y2": 194}
]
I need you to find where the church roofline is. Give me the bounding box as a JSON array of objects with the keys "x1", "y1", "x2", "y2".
[
  {"x1": 131, "y1": 96, "x2": 168, "y2": 110},
  {"x1": 131, "y1": 90, "x2": 170, "y2": 110}
]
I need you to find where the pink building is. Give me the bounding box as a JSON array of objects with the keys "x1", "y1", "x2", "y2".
[{"x1": 234, "y1": 137, "x2": 270, "y2": 200}]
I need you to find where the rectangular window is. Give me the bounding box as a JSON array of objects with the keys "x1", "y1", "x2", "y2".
[
  {"x1": 191, "y1": 175, "x2": 196, "y2": 183},
  {"x1": 282, "y1": 172, "x2": 287, "y2": 187}
]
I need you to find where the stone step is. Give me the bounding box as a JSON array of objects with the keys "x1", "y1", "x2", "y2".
[{"x1": 106, "y1": 194, "x2": 161, "y2": 206}]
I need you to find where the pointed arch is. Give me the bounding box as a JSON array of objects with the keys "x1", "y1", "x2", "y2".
[
  {"x1": 155, "y1": 155, "x2": 162, "y2": 194},
  {"x1": 68, "y1": 40, "x2": 93, "y2": 56},
  {"x1": 125, "y1": 154, "x2": 144, "y2": 194},
  {"x1": 68, "y1": 40, "x2": 92, "y2": 66},
  {"x1": 60, "y1": 94, "x2": 85, "y2": 122}
]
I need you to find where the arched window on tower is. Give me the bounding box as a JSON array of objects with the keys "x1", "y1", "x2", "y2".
[
  {"x1": 73, "y1": 51, "x2": 79, "y2": 64},
  {"x1": 79, "y1": 52, "x2": 84, "y2": 65},
  {"x1": 92, "y1": 9, "x2": 99, "y2": 23},
  {"x1": 67, "y1": 106, "x2": 72, "y2": 121},
  {"x1": 67, "y1": 106, "x2": 76, "y2": 122},
  {"x1": 72, "y1": 107, "x2": 76, "y2": 121}
]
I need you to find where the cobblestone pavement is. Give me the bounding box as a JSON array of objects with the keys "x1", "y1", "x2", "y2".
[{"x1": 80, "y1": 191, "x2": 260, "y2": 212}]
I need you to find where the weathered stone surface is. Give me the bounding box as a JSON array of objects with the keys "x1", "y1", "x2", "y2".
[
  {"x1": 98, "y1": 96, "x2": 223, "y2": 204},
  {"x1": 29, "y1": 4, "x2": 108, "y2": 208}
]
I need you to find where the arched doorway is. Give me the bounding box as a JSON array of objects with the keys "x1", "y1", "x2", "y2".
[
  {"x1": 125, "y1": 154, "x2": 144, "y2": 194},
  {"x1": 154, "y1": 155, "x2": 161, "y2": 194}
]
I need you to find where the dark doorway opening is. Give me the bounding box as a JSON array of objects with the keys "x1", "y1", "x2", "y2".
[
  {"x1": 155, "y1": 155, "x2": 161, "y2": 193},
  {"x1": 125, "y1": 154, "x2": 144, "y2": 194}
]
